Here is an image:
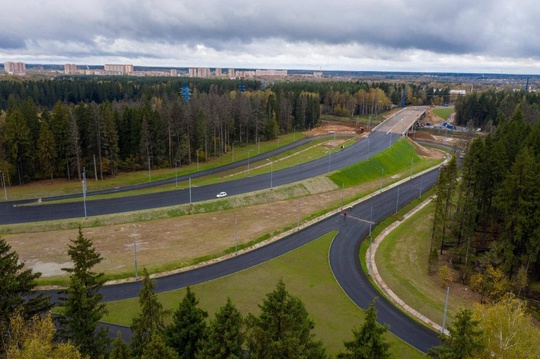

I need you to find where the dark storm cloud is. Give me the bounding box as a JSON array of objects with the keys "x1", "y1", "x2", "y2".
[{"x1": 2, "y1": 0, "x2": 540, "y2": 72}]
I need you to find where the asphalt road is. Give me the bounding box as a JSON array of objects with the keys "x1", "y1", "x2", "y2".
[
  {"x1": 29, "y1": 107, "x2": 442, "y2": 352},
  {"x1": 0, "y1": 108, "x2": 423, "y2": 224}
]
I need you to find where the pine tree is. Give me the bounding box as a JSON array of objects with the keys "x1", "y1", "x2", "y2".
[
  {"x1": 246, "y1": 279, "x2": 328, "y2": 359},
  {"x1": 58, "y1": 226, "x2": 109, "y2": 359},
  {"x1": 165, "y1": 287, "x2": 208, "y2": 359},
  {"x1": 428, "y1": 308, "x2": 483, "y2": 359},
  {"x1": 338, "y1": 299, "x2": 391, "y2": 359},
  {"x1": 130, "y1": 268, "x2": 168, "y2": 358},
  {"x1": 0, "y1": 238, "x2": 51, "y2": 355},
  {"x1": 37, "y1": 120, "x2": 57, "y2": 183},
  {"x1": 197, "y1": 297, "x2": 244, "y2": 359}
]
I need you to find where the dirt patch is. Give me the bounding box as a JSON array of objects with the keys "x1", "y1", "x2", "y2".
[
  {"x1": 305, "y1": 123, "x2": 362, "y2": 137},
  {"x1": 6, "y1": 178, "x2": 374, "y2": 279}
]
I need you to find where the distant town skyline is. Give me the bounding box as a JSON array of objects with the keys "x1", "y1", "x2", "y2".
[{"x1": 1, "y1": 0, "x2": 540, "y2": 75}]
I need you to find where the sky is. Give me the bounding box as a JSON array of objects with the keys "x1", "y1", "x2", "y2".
[{"x1": 2, "y1": 0, "x2": 540, "y2": 75}]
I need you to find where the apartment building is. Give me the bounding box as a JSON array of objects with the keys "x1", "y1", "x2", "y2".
[
  {"x1": 4, "y1": 62, "x2": 26, "y2": 76},
  {"x1": 104, "y1": 64, "x2": 134, "y2": 74}
]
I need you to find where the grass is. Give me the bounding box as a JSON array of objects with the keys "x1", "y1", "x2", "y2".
[
  {"x1": 374, "y1": 200, "x2": 477, "y2": 327},
  {"x1": 329, "y1": 139, "x2": 423, "y2": 187},
  {"x1": 103, "y1": 231, "x2": 425, "y2": 358},
  {"x1": 431, "y1": 108, "x2": 454, "y2": 121}
]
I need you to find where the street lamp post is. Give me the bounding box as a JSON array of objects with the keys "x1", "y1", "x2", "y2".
[
  {"x1": 297, "y1": 199, "x2": 301, "y2": 231},
  {"x1": 294, "y1": 125, "x2": 298, "y2": 141},
  {"x1": 380, "y1": 168, "x2": 384, "y2": 191},
  {"x1": 0, "y1": 170, "x2": 7, "y2": 201},
  {"x1": 247, "y1": 150, "x2": 253, "y2": 176},
  {"x1": 82, "y1": 168, "x2": 87, "y2": 218},
  {"x1": 133, "y1": 240, "x2": 138, "y2": 279},
  {"x1": 196, "y1": 148, "x2": 202, "y2": 171},
  {"x1": 232, "y1": 141, "x2": 239, "y2": 162},
  {"x1": 175, "y1": 160, "x2": 179, "y2": 188},
  {"x1": 235, "y1": 217, "x2": 238, "y2": 255},
  {"x1": 266, "y1": 159, "x2": 273, "y2": 189},
  {"x1": 395, "y1": 186, "x2": 400, "y2": 214},
  {"x1": 148, "y1": 155, "x2": 152, "y2": 182}
]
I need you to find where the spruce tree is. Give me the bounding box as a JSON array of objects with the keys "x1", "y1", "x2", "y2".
[
  {"x1": 246, "y1": 279, "x2": 327, "y2": 359},
  {"x1": 428, "y1": 308, "x2": 483, "y2": 359},
  {"x1": 110, "y1": 331, "x2": 132, "y2": 359},
  {"x1": 338, "y1": 299, "x2": 391, "y2": 359},
  {"x1": 58, "y1": 227, "x2": 109, "y2": 359},
  {"x1": 142, "y1": 333, "x2": 178, "y2": 359},
  {"x1": 130, "y1": 268, "x2": 168, "y2": 358},
  {"x1": 165, "y1": 286, "x2": 208, "y2": 359},
  {"x1": 0, "y1": 238, "x2": 51, "y2": 355},
  {"x1": 197, "y1": 297, "x2": 244, "y2": 359}
]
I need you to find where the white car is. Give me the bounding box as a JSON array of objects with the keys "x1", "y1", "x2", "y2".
[{"x1": 216, "y1": 191, "x2": 227, "y2": 198}]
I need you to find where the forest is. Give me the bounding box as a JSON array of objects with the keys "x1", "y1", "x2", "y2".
[
  {"x1": 455, "y1": 89, "x2": 540, "y2": 129},
  {"x1": 0, "y1": 77, "x2": 450, "y2": 185},
  {"x1": 431, "y1": 101, "x2": 540, "y2": 295}
]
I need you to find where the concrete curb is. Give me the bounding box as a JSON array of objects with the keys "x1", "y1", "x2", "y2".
[{"x1": 366, "y1": 197, "x2": 448, "y2": 335}]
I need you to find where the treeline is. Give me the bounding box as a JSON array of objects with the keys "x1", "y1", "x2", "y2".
[
  {"x1": 431, "y1": 107, "x2": 540, "y2": 299},
  {"x1": 0, "y1": 78, "x2": 451, "y2": 185},
  {"x1": 455, "y1": 89, "x2": 540, "y2": 129}
]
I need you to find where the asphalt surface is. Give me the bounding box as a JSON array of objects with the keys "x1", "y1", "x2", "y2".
[{"x1": 27, "y1": 107, "x2": 442, "y2": 352}]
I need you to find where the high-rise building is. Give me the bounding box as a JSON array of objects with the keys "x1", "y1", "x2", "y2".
[
  {"x1": 255, "y1": 69, "x2": 287, "y2": 78},
  {"x1": 4, "y1": 62, "x2": 26, "y2": 76},
  {"x1": 215, "y1": 68, "x2": 222, "y2": 77},
  {"x1": 104, "y1": 64, "x2": 134, "y2": 74},
  {"x1": 188, "y1": 67, "x2": 211, "y2": 78},
  {"x1": 228, "y1": 68, "x2": 236, "y2": 79},
  {"x1": 64, "y1": 64, "x2": 78, "y2": 75}
]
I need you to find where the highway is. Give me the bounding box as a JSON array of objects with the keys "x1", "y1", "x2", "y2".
[
  {"x1": 24, "y1": 107, "x2": 441, "y2": 352},
  {"x1": 0, "y1": 107, "x2": 425, "y2": 225}
]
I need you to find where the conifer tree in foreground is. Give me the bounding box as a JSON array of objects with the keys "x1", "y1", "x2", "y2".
[
  {"x1": 428, "y1": 308, "x2": 483, "y2": 359},
  {"x1": 197, "y1": 297, "x2": 244, "y2": 359},
  {"x1": 0, "y1": 237, "x2": 51, "y2": 356},
  {"x1": 110, "y1": 331, "x2": 132, "y2": 359},
  {"x1": 130, "y1": 268, "x2": 168, "y2": 358},
  {"x1": 246, "y1": 279, "x2": 328, "y2": 359},
  {"x1": 338, "y1": 298, "x2": 391, "y2": 359},
  {"x1": 58, "y1": 226, "x2": 109, "y2": 359},
  {"x1": 165, "y1": 286, "x2": 208, "y2": 359},
  {"x1": 142, "y1": 333, "x2": 178, "y2": 359}
]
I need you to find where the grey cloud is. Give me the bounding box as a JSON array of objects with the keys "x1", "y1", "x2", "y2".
[{"x1": 0, "y1": 33, "x2": 25, "y2": 50}]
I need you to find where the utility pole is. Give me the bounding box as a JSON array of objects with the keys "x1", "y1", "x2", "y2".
[
  {"x1": 235, "y1": 217, "x2": 238, "y2": 255},
  {"x1": 82, "y1": 168, "x2": 87, "y2": 218},
  {"x1": 0, "y1": 171, "x2": 7, "y2": 201},
  {"x1": 442, "y1": 287, "x2": 450, "y2": 334},
  {"x1": 133, "y1": 240, "x2": 138, "y2": 279},
  {"x1": 395, "y1": 187, "x2": 400, "y2": 214}
]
